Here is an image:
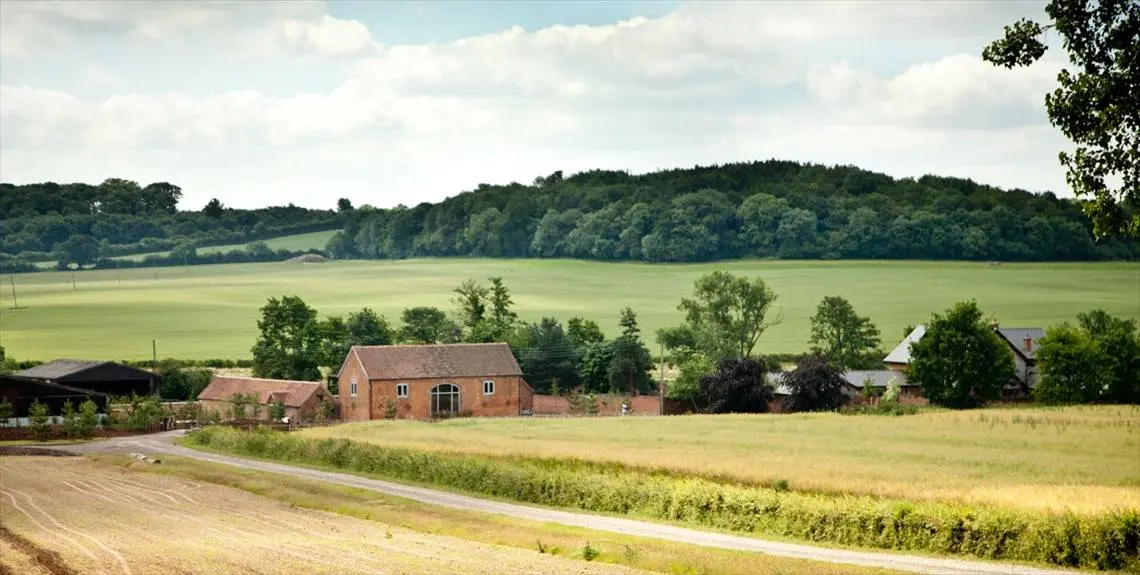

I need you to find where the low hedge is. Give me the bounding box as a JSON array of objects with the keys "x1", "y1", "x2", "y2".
[{"x1": 186, "y1": 426, "x2": 1139, "y2": 571}]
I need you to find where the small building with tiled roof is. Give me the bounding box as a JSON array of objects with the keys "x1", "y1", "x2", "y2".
[
  {"x1": 337, "y1": 343, "x2": 533, "y2": 421},
  {"x1": 197, "y1": 376, "x2": 333, "y2": 422},
  {"x1": 995, "y1": 327, "x2": 1045, "y2": 391}
]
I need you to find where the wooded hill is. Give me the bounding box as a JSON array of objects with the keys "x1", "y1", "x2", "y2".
[
  {"x1": 0, "y1": 178, "x2": 343, "y2": 265},
  {"x1": 328, "y1": 161, "x2": 1138, "y2": 262}
]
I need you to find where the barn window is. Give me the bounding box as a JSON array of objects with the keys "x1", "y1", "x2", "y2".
[
  {"x1": 430, "y1": 383, "x2": 460, "y2": 416},
  {"x1": 483, "y1": 380, "x2": 495, "y2": 395},
  {"x1": 350, "y1": 378, "x2": 358, "y2": 397},
  {"x1": 396, "y1": 383, "x2": 409, "y2": 398}
]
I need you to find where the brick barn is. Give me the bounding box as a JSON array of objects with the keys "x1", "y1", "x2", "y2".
[
  {"x1": 197, "y1": 376, "x2": 333, "y2": 422},
  {"x1": 337, "y1": 343, "x2": 533, "y2": 421}
]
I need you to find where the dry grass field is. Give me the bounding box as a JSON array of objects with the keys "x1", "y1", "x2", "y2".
[
  {"x1": 301, "y1": 405, "x2": 1140, "y2": 514},
  {"x1": 0, "y1": 456, "x2": 647, "y2": 575}
]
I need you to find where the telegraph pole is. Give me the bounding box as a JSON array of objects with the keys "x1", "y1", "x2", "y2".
[
  {"x1": 8, "y1": 276, "x2": 22, "y2": 309},
  {"x1": 658, "y1": 342, "x2": 666, "y2": 416}
]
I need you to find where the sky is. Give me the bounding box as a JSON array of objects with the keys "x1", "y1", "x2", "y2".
[{"x1": 0, "y1": 0, "x2": 1069, "y2": 211}]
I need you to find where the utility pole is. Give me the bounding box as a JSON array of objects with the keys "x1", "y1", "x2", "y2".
[
  {"x1": 117, "y1": 259, "x2": 122, "y2": 285},
  {"x1": 8, "y1": 276, "x2": 21, "y2": 309},
  {"x1": 659, "y1": 342, "x2": 666, "y2": 416},
  {"x1": 71, "y1": 270, "x2": 77, "y2": 290}
]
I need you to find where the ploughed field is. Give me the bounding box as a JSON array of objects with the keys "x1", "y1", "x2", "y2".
[
  {"x1": 5, "y1": 258, "x2": 1138, "y2": 360},
  {"x1": 0, "y1": 455, "x2": 646, "y2": 575},
  {"x1": 300, "y1": 405, "x2": 1140, "y2": 515}
]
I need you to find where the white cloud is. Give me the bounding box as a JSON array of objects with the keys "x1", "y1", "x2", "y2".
[{"x1": 0, "y1": 0, "x2": 1070, "y2": 209}]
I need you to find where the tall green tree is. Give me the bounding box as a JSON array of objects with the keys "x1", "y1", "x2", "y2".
[
  {"x1": 908, "y1": 301, "x2": 1015, "y2": 408},
  {"x1": 567, "y1": 316, "x2": 605, "y2": 347},
  {"x1": 56, "y1": 234, "x2": 100, "y2": 268},
  {"x1": 983, "y1": 0, "x2": 1139, "y2": 239},
  {"x1": 251, "y1": 295, "x2": 322, "y2": 381},
  {"x1": 517, "y1": 317, "x2": 580, "y2": 394},
  {"x1": 673, "y1": 271, "x2": 780, "y2": 359},
  {"x1": 608, "y1": 307, "x2": 654, "y2": 394},
  {"x1": 1034, "y1": 323, "x2": 1111, "y2": 404},
  {"x1": 347, "y1": 308, "x2": 393, "y2": 346},
  {"x1": 487, "y1": 276, "x2": 518, "y2": 340},
  {"x1": 1077, "y1": 309, "x2": 1140, "y2": 403},
  {"x1": 399, "y1": 306, "x2": 461, "y2": 344},
  {"x1": 452, "y1": 278, "x2": 489, "y2": 339},
  {"x1": 808, "y1": 296, "x2": 882, "y2": 369}
]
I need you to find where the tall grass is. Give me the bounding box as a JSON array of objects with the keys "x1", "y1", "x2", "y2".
[{"x1": 187, "y1": 426, "x2": 1140, "y2": 571}]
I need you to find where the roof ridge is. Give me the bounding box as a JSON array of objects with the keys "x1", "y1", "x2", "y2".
[
  {"x1": 352, "y1": 342, "x2": 507, "y2": 349},
  {"x1": 214, "y1": 375, "x2": 321, "y2": 385}
]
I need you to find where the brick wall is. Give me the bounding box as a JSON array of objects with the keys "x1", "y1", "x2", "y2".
[
  {"x1": 532, "y1": 394, "x2": 662, "y2": 416},
  {"x1": 336, "y1": 354, "x2": 372, "y2": 422},
  {"x1": 370, "y1": 375, "x2": 528, "y2": 420}
]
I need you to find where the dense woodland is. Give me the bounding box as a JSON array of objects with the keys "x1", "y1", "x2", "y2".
[
  {"x1": 3, "y1": 161, "x2": 1138, "y2": 273},
  {"x1": 328, "y1": 161, "x2": 1138, "y2": 262},
  {"x1": 0, "y1": 178, "x2": 343, "y2": 268}
]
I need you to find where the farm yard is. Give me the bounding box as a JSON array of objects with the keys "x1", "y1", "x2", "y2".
[
  {"x1": 0, "y1": 455, "x2": 649, "y2": 575},
  {"x1": 3, "y1": 259, "x2": 1137, "y2": 360},
  {"x1": 300, "y1": 405, "x2": 1140, "y2": 514}
]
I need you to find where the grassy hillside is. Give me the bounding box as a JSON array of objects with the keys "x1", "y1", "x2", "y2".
[
  {"x1": 2, "y1": 259, "x2": 1137, "y2": 360},
  {"x1": 301, "y1": 406, "x2": 1140, "y2": 514},
  {"x1": 111, "y1": 230, "x2": 337, "y2": 261}
]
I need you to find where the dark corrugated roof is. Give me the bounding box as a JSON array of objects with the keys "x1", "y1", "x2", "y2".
[
  {"x1": 351, "y1": 343, "x2": 522, "y2": 381},
  {"x1": 15, "y1": 359, "x2": 107, "y2": 380},
  {"x1": 997, "y1": 328, "x2": 1045, "y2": 360}
]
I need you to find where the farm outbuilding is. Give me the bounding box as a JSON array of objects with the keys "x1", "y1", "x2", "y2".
[
  {"x1": 337, "y1": 343, "x2": 533, "y2": 421},
  {"x1": 13, "y1": 359, "x2": 159, "y2": 398},
  {"x1": 197, "y1": 376, "x2": 333, "y2": 422},
  {"x1": 0, "y1": 374, "x2": 112, "y2": 418}
]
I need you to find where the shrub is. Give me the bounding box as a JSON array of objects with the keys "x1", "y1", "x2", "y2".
[
  {"x1": 383, "y1": 398, "x2": 397, "y2": 420},
  {"x1": 185, "y1": 427, "x2": 1140, "y2": 571},
  {"x1": 28, "y1": 400, "x2": 51, "y2": 440},
  {"x1": 0, "y1": 397, "x2": 12, "y2": 426},
  {"x1": 581, "y1": 542, "x2": 600, "y2": 561},
  {"x1": 60, "y1": 400, "x2": 80, "y2": 438},
  {"x1": 77, "y1": 399, "x2": 99, "y2": 438}
]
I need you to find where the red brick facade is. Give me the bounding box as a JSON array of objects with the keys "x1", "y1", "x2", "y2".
[{"x1": 336, "y1": 343, "x2": 533, "y2": 421}]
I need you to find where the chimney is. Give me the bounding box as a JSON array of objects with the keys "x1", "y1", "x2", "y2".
[{"x1": 1023, "y1": 336, "x2": 1032, "y2": 352}]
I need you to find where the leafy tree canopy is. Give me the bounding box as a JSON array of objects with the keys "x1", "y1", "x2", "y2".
[
  {"x1": 672, "y1": 271, "x2": 781, "y2": 360},
  {"x1": 251, "y1": 295, "x2": 323, "y2": 381},
  {"x1": 700, "y1": 357, "x2": 775, "y2": 414},
  {"x1": 1034, "y1": 323, "x2": 1111, "y2": 404},
  {"x1": 907, "y1": 301, "x2": 1015, "y2": 409},
  {"x1": 809, "y1": 296, "x2": 882, "y2": 369},
  {"x1": 781, "y1": 354, "x2": 851, "y2": 413},
  {"x1": 983, "y1": 0, "x2": 1139, "y2": 239}
]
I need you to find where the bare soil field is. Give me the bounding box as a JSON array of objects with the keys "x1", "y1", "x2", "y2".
[{"x1": 0, "y1": 456, "x2": 646, "y2": 575}]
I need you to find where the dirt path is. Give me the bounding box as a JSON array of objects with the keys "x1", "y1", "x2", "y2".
[{"x1": 60, "y1": 431, "x2": 1085, "y2": 575}]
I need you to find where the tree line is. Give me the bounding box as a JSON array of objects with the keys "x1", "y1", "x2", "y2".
[
  {"x1": 327, "y1": 161, "x2": 1138, "y2": 264},
  {"x1": 0, "y1": 177, "x2": 345, "y2": 268},
  {"x1": 248, "y1": 278, "x2": 656, "y2": 396}
]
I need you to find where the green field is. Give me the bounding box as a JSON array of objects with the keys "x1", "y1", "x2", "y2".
[
  {"x1": 2, "y1": 259, "x2": 1137, "y2": 360},
  {"x1": 302, "y1": 406, "x2": 1140, "y2": 514},
  {"x1": 112, "y1": 229, "x2": 338, "y2": 261}
]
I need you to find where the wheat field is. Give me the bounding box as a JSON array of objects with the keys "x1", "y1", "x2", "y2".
[{"x1": 301, "y1": 405, "x2": 1140, "y2": 514}]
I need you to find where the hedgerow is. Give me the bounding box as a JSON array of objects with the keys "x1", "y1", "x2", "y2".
[{"x1": 186, "y1": 426, "x2": 1139, "y2": 571}]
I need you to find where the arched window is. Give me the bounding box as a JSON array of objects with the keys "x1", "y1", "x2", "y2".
[{"x1": 430, "y1": 383, "x2": 460, "y2": 416}]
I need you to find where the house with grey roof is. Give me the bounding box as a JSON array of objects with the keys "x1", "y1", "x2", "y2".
[
  {"x1": 995, "y1": 327, "x2": 1045, "y2": 392},
  {"x1": 883, "y1": 325, "x2": 925, "y2": 371},
  {"x1": 881, "y1": 323, "x2": 1044, "y2": 395}
]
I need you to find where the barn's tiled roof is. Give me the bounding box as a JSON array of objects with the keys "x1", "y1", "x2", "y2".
[
  {"x1": 15, "y1": 359, "x2": 107, "y2": 380},
  {"x1": 350, "y1": 343, "x2": 522, "y2": 381},
  {"x1": 197, "y1": 376, "x2": 326, "y2": 407}
]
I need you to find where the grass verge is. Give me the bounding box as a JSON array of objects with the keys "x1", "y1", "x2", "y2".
[
  {"x1": 97, "y1": 454, "x2": 902, "y2": 575},
  {"x1": 184, "y1": 426, "x2": 1140, "y2": 572}
]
